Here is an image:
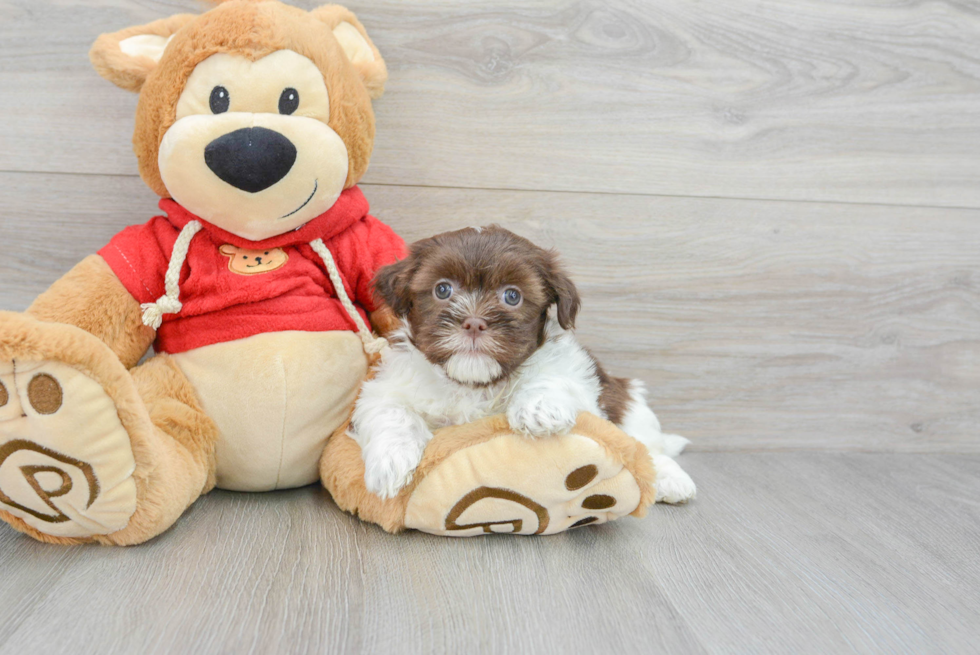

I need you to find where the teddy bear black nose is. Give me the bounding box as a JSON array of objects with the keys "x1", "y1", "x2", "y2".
[{"x1": 204, "y1": 127, "x2": 297, "y2": 193}]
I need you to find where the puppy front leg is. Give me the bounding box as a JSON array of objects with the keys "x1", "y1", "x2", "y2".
[
  {"x1": 507, "y1": 377, "x2": 594, "y2": 437},
  {"x1": 506, "y1": 332, "x2": 603, "y2": 437},
  {"x1": 351, "y1": 405, "x2": 434, "y2": 499}
]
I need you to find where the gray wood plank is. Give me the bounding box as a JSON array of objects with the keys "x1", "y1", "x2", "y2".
[
  {"x1": 2, "y1": 0, "x2": 980, "y2": 207},
  {"x1": 642, "y1": 452, "x2": 980, "y2": 654},
  {"x1": 1, "y1": 173, "x2": 977, "y2": 453},
  {"x1": 0, "y1": 453, "x2": 977, "y2": 654}
]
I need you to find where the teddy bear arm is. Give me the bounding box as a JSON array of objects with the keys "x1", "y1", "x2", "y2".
[
  {"x1": 368, "y1": 305, "x2": 401, "y2": 337},
  {"x1": 26, "y1": 254, "x2": 155, "y2": 369}
]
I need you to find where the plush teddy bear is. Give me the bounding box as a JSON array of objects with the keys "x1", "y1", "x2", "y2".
[{"x1": 0, "y1": 0, "x2": 660, "y2": 544}]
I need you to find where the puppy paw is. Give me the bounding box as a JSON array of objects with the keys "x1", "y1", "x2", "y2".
[
  {"x1": 361, "y1": 436, "x2": 428, "y2": 500},
  {"x1": 652, "y1": 454, "x2": 697, "y2": 504},
  {"x1": 507, "y1": 394, "x2": 579, "y2": 437}
]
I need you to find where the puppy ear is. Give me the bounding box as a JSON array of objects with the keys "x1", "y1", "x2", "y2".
[
  {"x1": 543, "y1": 253, "x2": 581, "y2": 330},
  {"x1": 311, "y1": 5, "x2": 388, "y2": 99},
  {"x1": 372, "y1": 256, "x2": 416, "y2": 317},
  {"x1": 89, "y1": 14, "x2": 196, "y2": 92}
]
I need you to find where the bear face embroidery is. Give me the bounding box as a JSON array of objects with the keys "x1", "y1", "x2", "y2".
[{"x1": 219, "y1": 244, "x2": 288, "y2": 275}]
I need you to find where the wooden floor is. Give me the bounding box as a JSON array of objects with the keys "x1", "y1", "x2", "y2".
[
  {"x1": 1, "y1": 0, "x2": 978, "y2": 653},
  {"x1": 1, "y1": 453, "x2": 978, "y2": 654}
]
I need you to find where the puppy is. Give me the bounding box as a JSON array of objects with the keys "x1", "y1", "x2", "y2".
[{"x1": 350, "y1": 226, "x2": 696, "y2": 503}]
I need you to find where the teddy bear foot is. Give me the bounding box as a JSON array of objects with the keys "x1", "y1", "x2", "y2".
[
  {"x1": 404, "y1": 427, "x2": 646, "y2": 536},
  {"x1": 322, "y1": 412, "x2": 660, "y2": 536},
  {"x1": 0, "y1": 356, "x2": 138, "y2": 539}
]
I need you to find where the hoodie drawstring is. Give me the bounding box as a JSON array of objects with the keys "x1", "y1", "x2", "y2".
[
  {"x1": 310, "y1": 238, "x2": 388, "y2": 355},
  {"x1": 141, "y1": 220, "x2": 202, "y2": 330},
  {"x1": 140, "y1": 223, "x2": 388, "y2": 356}
]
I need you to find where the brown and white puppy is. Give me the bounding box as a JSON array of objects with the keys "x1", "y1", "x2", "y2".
[{"x1": 350, "y1": 226, "x2": 695, "y2": 502}]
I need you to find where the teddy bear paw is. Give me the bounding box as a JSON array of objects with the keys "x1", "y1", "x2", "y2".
[
  {"x1": 401, "y1": 423, "x2": 652, "y2": 536},
  {"x1": 0, "y1": 359, "x2": 137, "y2": 538}
]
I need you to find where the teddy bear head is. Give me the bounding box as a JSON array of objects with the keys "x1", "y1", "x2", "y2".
[{"x1": 89, "y1": 1, "x2": 387, "y2": 241}]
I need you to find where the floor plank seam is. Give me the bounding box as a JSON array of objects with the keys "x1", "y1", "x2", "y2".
[{"x1": 2, "y1": 169, "x2": 979, "y2": 213}]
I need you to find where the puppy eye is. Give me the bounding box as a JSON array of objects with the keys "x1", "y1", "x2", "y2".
[
  {"x1": 502, "y1": 288, "x2": 522, "y2": 307},
  {"x1": 279, "y1": 88, "x2": 300, "y2": 115},
  {"x1": 434, "y1": 282, "x2": 453, "y2": 300},
  {"x1": 209, "y1": 86, "x2": 230, "y2": 114}
]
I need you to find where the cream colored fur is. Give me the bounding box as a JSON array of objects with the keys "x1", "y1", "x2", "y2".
[
  {"x1": 172, "y1": 331, "x2": 366, "y2": 491},
  {"x1": 0, "y1": 359, "x2": 137, "y2": 537},
  {"x1": 0, "y1": 313, "x2": 218, "y2": 545},
  {"x1": 404, "y1": 432, "x2": 644, "y2": 536},
  {"x1": 321, "y1": 413, "x2": 658, "y2": 535},
  {"x1": 161, "y1": 50, "x2": 349, "y2": 236}
]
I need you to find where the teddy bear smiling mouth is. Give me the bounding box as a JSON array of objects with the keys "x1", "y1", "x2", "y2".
[{"x1": 278, "y1": 179, "x2": 318, "y2": 220}]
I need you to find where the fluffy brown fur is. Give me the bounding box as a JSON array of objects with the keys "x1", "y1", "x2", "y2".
[
  {"x1": 372, "y1": 226, "x2": 642, "y2": 429},
  {"x1": 89, "y1": 0, "x2": 386, "y2": 197},
  {"x1": 89, "y1": 14, "x2": 198, "y2": 93},
  {"x1": 593, "y1": 357, "x2": 633, "y2": 425},
  {"x1": 27, "y1": 255, "x2": 155, "y2": 369},
  {"x1": 368, "y1": 306, "x2": 402, "y2": 338},
  {"x1": 373, "y1": 226, "x2": 582, "y2": 386}
]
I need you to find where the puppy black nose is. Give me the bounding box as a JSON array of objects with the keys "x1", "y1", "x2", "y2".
[
  {"x1": 204, "y1": 127, "x2": 297, "y2": 193},
  {"x1": 462, "y1": 317, "x2": 488, "y2": 335}
]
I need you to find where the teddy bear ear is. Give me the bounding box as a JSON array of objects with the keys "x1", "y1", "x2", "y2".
[
  {"x1": 89, "y1": 14, "x2": 197, "y2": 93},
  {"x1": 311, "y1": 5, "x2": 388, "y2": 100}
]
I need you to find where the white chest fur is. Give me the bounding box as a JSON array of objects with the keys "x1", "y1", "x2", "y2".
[
  {"x1": 361, "y1": 345, "x2": 512, "y2": 431},
  {"x1": 352, "y1": 320, "x2": 606, "y2": 439}
]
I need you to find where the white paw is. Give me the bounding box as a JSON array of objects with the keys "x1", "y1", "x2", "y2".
[
  {"x1": 507, "y1": 394, "x2": 579, "y2": 437},
  {"x1": 361, "y1": 435, "x2": 428, "y2": 500},
  {"x1": 652, "y1": 455, "x2": 697, "y2": 504}
]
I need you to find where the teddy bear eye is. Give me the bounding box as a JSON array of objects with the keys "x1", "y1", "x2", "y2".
[
  {"x1": 278, "y1": 88, "x2": 299, "y2": 115},
  {"x1": 209, "y1": 86, "x2": 230, "y2": 114}
]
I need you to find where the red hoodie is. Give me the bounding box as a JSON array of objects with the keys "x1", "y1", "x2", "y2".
[{"x1": 99, "y1": 187, "x2": 406, "y2": 354}]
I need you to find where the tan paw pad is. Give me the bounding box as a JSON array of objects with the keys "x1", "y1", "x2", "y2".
[
  {"x1": 404, "y1": 430, "x2": 645, "y2": 537},
  {"x1": 0, "y1": 361, "x2": 137, "y2": 537}
]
